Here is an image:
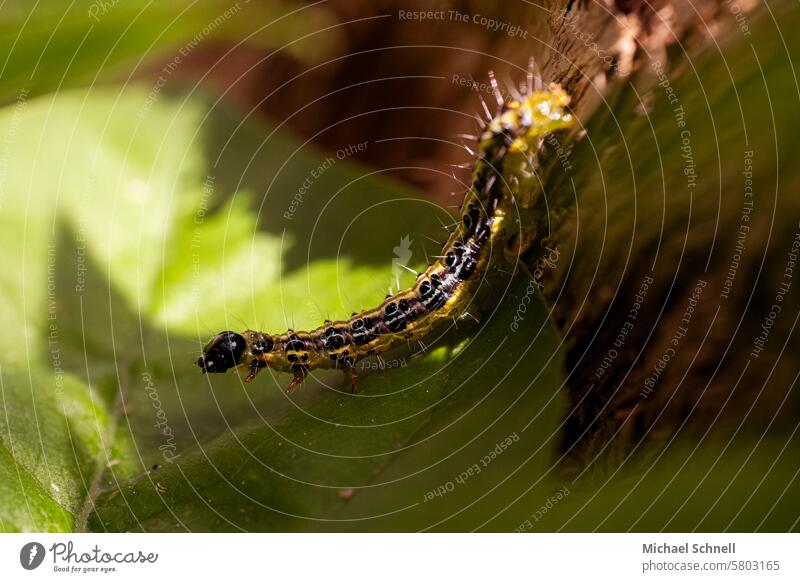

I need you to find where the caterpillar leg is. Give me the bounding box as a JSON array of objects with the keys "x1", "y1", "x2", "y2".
[
  {"x1": 287, "y1": 367, "x2": 307, "y2": 391},
  {"x1": 345, "y1": 366, "x2": 359, "y2": 393},
  {"x1": 244, "y1": 362, "x2": 264, "y2": 383}
]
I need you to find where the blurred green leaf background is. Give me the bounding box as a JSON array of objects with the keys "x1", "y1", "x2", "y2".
[{"x1": 0, "y1": 0, "x2": 798, "y2": 532}]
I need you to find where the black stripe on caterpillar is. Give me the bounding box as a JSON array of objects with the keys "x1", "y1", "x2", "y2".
[{"x1": 197, "y1": 68, "x2": 573, "y2": 392}]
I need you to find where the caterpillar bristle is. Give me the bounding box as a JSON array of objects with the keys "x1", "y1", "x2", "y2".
[
  {"x1": 504, "y1": 76, "x2": 523, "y2": 102},
  {"x1": 398, "y1": 264, "x2": 418, "y2": 276},
  {"x1": 487, "y1": 71, "x2": 504, "y2": 108},
  {"x1": 527, "y1": 56, "x2": 544, "y2": 92},
  {"x1": 484, "y1": 175, "x2": 497, "y2": 194},
  {"x1": 526, "y1": 57, "x2": 535, "y2": 93},
  {"x1": 478, "y1": 95, "x2": 493, "y2": 121}
]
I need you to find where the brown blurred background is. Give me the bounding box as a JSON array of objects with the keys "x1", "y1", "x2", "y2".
[{"x1": 148, "y1": 0, "x2": 798, "y2": 472}]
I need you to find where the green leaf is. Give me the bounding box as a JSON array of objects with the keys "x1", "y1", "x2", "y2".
[
  {"x1": 529, "y1": 435, "x2": 800, "y2": 532},
  {"x1": 0, "y1": 0, "x2": 341, "y2": 104},
  {"x1": 0, "y1": 80, "x2": 567, "y2": 532},
  {"x1": 88, "y1": 274, "x2": 566, "y2": 532},
  {"x1": 3, "y1": 0, "x2": 800, "y2": 531}
]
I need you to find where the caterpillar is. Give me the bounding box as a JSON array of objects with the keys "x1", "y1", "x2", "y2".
[{"x1": 197, "y1": 66, "x2": 573, "y2": 391}]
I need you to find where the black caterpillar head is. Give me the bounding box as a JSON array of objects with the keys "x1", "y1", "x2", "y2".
[{"x1": 197, "y1": 331, "x2": 247, "y2": 374}]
